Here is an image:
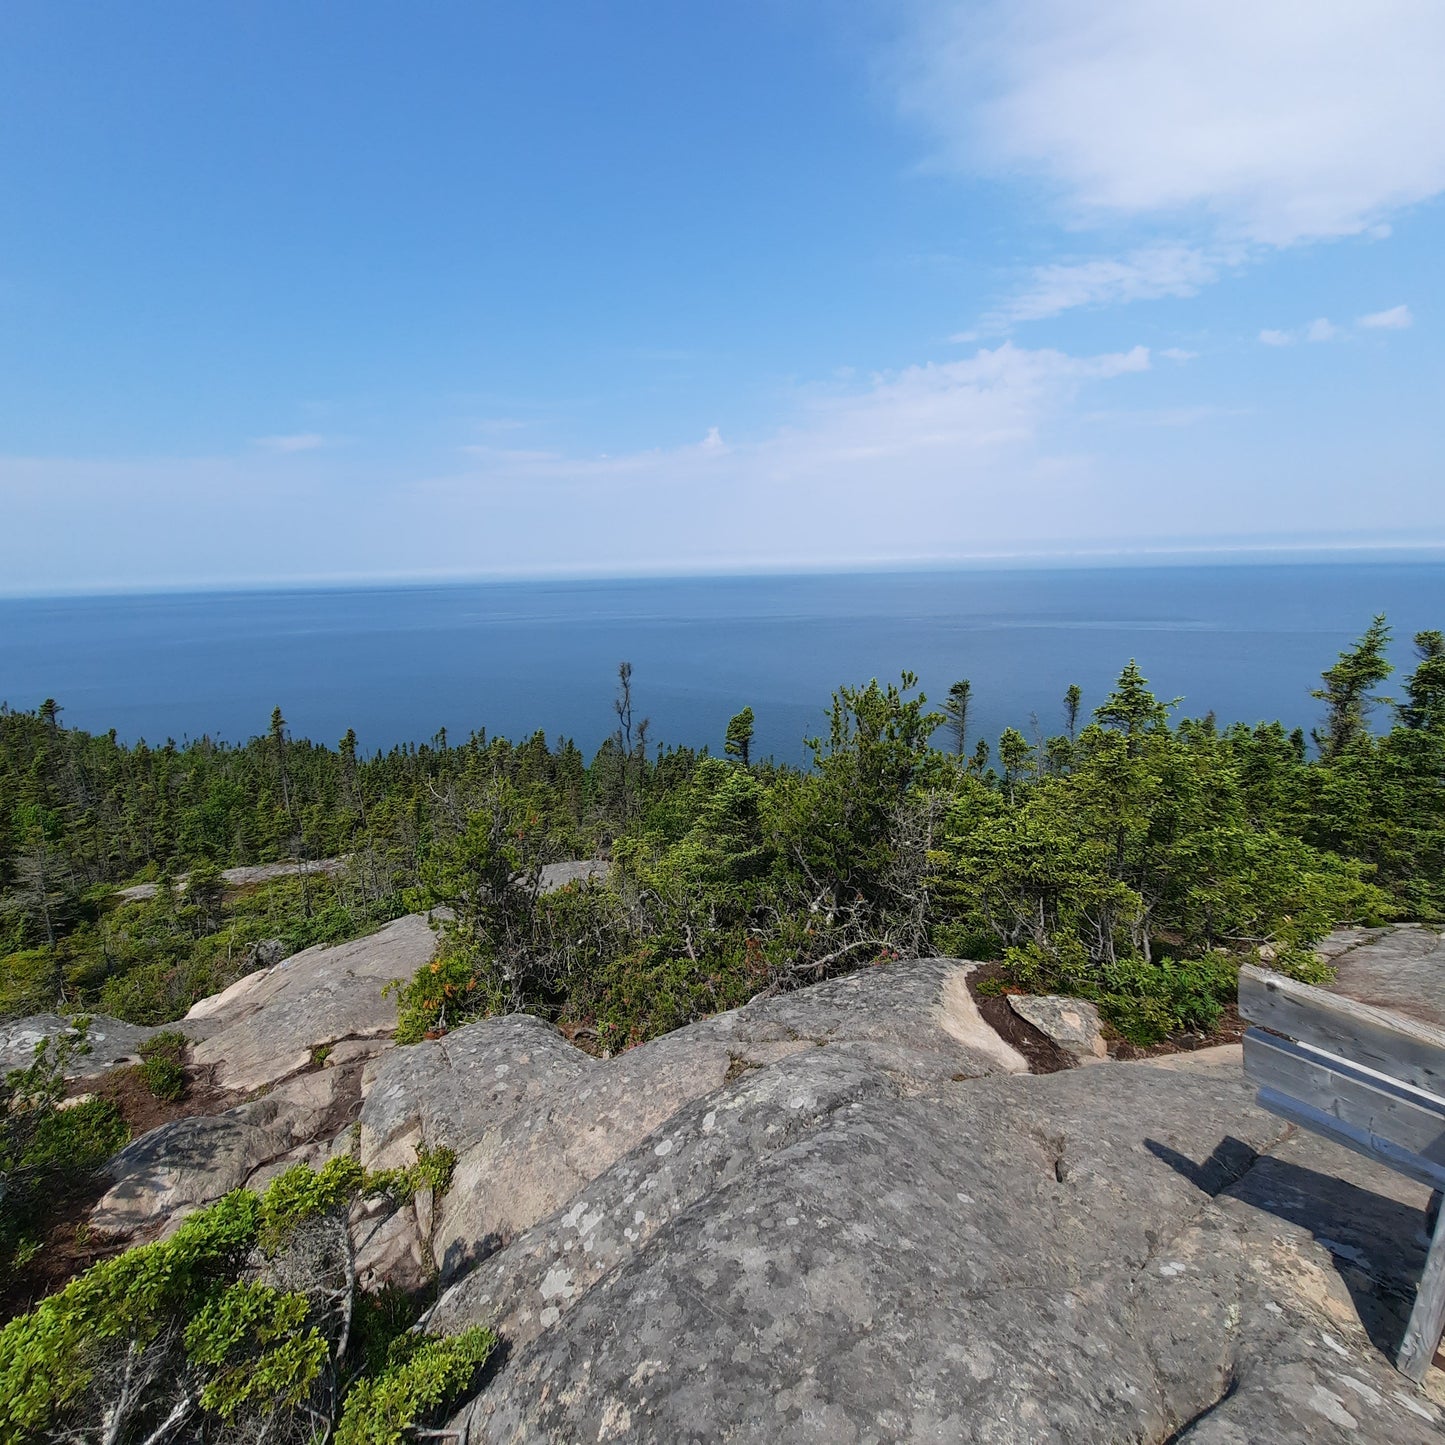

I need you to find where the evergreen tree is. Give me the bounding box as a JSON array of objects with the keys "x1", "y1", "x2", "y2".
[
  {"x1": 1064, "y1": 684, "x2": 1082, "y2": 741},
  {"x1": 724, "y1": 707, "x2": 755, "y2": 768},
  {"x1": 1311, "y1": 616, "x2": 1393, "y2": 759},
  {"x1": 942, "y1": 680, "x2": 972, "y2": 756}
]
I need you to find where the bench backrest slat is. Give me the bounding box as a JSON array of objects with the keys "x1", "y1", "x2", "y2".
[
  {"x1": 1243, "y1": 1028, "x2": 1445, "y2": 1165},
  {"x1": 1252, "y1": 1083, "x2": 1445, "y2": 1195},
  {"x1": 1236, "y1": 963, "x2": 1445, "y2": 1385},
  {"x1": 1238, "y1": 964, "x2": 1445, "y2": 1097}
]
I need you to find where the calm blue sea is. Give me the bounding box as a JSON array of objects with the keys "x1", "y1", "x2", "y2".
[{"x1": 1, "y1": 564, "x2": 1441, "y2": 765}]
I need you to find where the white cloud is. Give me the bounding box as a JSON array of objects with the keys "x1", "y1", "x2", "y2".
[
  {"x1": 1359, "y1": 304, "x2": 1414, "y2": 329},
  {"x1": 1259, "y1": 319, "x2": 1338, "y2": 346},
  {"x1": 895, "y1": 1, "x2": 1445, "y2": 246},
  {"x1": 7, "y1": 335, "x2": 1441, "y2": 589},
  {"x1": 1159, "y1": 348, "x2": 1198, "y2": 363},
  {"x1": 411, "y1": 343, "x2": 1154, "y2": 573},
  {"x1": 254, "y1": 433, "x2": 328, "y2": 453},
  {"x1": 2, "y1": 342, "x2": 1164, "y2": 589},
  {"x1": 993, "y1": 244, "x2": 1224, "y2": 325}
]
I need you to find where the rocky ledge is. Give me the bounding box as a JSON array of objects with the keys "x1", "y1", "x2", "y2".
[{"x1": 6, "y1": 919, "x2": 1444, "y2": 1440}]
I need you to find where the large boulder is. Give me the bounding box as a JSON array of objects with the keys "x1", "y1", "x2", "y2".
[
  {"x1": 183, "y1": 912, "x2": 441, "y2": 1093},
  {"x1": 1008, "y1": 993, "x2": 1108, "y2": 1063},
  {"x1": 1322, "y1": 923, "x2": 1445, "y2": 1029},
  {"x1": 86, "y1": 914, "x2": 443, "y2": 1239},
  {"x1": 437, "y1": 1049, "x2": 1444, "y2": 1442},
  {"x1": 0, "y1": 1012, "x2": 162, "y2": 1079},
  {"x1": 356, "y1": 960, "x2": 1023, "y2": 1278},
  {"x1": 92, "y1": 1057, "x2": 367, "y2": 1234}
]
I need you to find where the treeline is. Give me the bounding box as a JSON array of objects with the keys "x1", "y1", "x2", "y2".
[{"x1": 2, "y1": 619, "x2": 1442, "y2": 1045}]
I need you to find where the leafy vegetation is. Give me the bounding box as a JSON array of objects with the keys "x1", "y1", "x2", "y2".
[
  {"x1": 0, "y1": 623, "x2": 1441, "y2": 1429},
  {"x1": 4, "y1": 625, "x2": 1442, "y2": 1055},
  {"x1": 1, "y1": 1024, "x2": 131, "y2": 1288},
  {"x1": 0, "y1": 1155, "x2": 492, "y2": 1443},
  {"x1": 138, "y1": 1029, "x2": 188, "y2": 1102}
]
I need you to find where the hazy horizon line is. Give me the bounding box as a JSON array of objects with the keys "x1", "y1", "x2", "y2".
[{"x1": 5, "y1": 538, "x2": 1444, "y2": 602}]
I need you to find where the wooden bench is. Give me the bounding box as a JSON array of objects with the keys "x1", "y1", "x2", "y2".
[{"x1": 1239, "y1": 964, "x2": 1445, "y2": 1383}]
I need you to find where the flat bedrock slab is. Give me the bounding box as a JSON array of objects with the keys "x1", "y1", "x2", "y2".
[
  {"x1": 1008, "y1": 993, "x2": 1108, "y2": 1062},
  {"x1": 358, "y1": 958, "x2": 1021, "y2": 1277},
  {"x1": 444, "y1": 1061, "x2": 1444, "y2": 1443},
  {"x1": 113, "y1": 856, "x2": 351, "y2": 903},
  {"x1": 537, "y1": 859, "x2": 609, "y2": 891},
  {"x1": 0, "y1": 1012, "x2": 163, "y2": 1078},
  {"x1": 84, "y1": 914, "x2": 444, "y2": 1237},
  {"x1": 1321, "y1": 923, "x2": 1445, "y2": 1030},
  {"x1": 183, "y1": 912, "x2": 441, "y2": 1093}
]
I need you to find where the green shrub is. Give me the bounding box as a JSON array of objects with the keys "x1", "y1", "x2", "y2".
[
  {"x1": 136, "y1": 1028, "x2": 190, "y2": 1102},
  {"x1": 335, "y1": 1326, "x2": 497, "y2": 1445},
  {"x1": 140, "y1": 1055, "x2": 185, "y2": 1100},
  {"x1": 351, "y1": 1285, "x2": 426, "y2": 1378},
  {"x1": 0, "y1": 1151, "x2": 476, "y2": 1440},
  {"x1": 17, "y1": 1096, "x2": 129, "y2": 1176},
  {"x1": 185, "y1": 1281, "x2": 329, "y2": 1421},
  {"x1": 365, "y1": 1145, "x2": 458, "y2": 1205},
  {"x1": 0, "y1": 948, "x2": 62, "y2": 1018},
  {"x1": 1002, "y1": 944, "x2": 1240, "y2": 1047},
  {"x1": 1, "y1": 1025, "x2": 130, "y2": 1279}
]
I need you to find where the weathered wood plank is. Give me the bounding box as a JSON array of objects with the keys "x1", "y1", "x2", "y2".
[
  {"x1": 1239, "y1": 965, "x2": 1445, "y2": 1096},
  {"x1": 1253, "y1": 1086, "x2": 1445, "y2": 1194},
  {"x1": 1244, "y1": 1029, "x2": 1445, "y2": 1166},
  {"x1": 1398, "y1": 1205, "x2": 1445, "y2": 1382}
]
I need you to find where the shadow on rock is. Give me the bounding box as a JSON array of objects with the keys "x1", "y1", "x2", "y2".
[
  {"x1": 1145, "y1": 1135, "x2": 1260, "y2": 1196},
  {"x1": 442, "y1": 1230, "x2": 503, "y2": 1285},
  {"x1": 1149, "y1": 1133, "x2": 1432, "y2": 1362}
]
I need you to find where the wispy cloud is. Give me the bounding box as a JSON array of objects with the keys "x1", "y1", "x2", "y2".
[
  {"x1": 420, "y1": 341, "x2": 1153, "y2": 569},
  {"x1": 1359, "y1": 304, "x2": 1414, "y2": 330},
  {"x1": 892, "y1": 1, "x2": 1445, "y2": 323},
  {"x1": 895, "y1": 0, "x2": 1445, "y2": 246},
  {"x1": 1258, "y1": 318, "x2": 1339, "y2": 347},
  {"x1": 254, "y1": 433, "x2": 329, "y2": 453},
  {"x1": 2, "y1": 342, "x2": 1165, "y2": 588},
  {"x1": 990, "y1": 245, "x2": 1226, "y2": 325}
]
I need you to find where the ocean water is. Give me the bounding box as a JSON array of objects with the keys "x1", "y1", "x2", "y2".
[{"x1": 1, "y1": 563, "x2": 1441, "y2": 765}]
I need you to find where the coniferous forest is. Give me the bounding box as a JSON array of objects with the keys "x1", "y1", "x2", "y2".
[
  {"x1": 2, "y1": 618, "x2": 1443, "y2": 1436},
  {"x1": 2, "y1": 617, "x2": 1440, "y2": 1052}
]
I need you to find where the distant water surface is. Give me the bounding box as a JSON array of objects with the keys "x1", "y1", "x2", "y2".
[{"x1": 1, "y1": 564, "x2": 1441, "y2": 764}]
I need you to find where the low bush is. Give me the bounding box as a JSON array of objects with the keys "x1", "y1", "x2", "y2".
[
  {"x1": 1000, "y1": 942, "x2": 1335, "y2": 1046},
  {"x1": 0, "y1": 1153, "x2": 490, "y2": 1441},
  {"x1": 1, "y1": 1025, "x2": 130, "y2": 1283},
  {"x1": 138, "y1": 1029, "x2": 189, "y2": 1102},
  {"x1": 335, "y1": 1327, "x2": 497, "y2": 1445}
]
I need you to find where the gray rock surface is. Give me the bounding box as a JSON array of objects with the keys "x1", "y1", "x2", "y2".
[
  {"x1": 184, "y1": 912, "x2": 441, "y2": 1093},
  {"x1": 358, "y1": 960, "x2": 1022, "y2": 1277},
  {"x1": 1008, "y1": 993, "x2": 1108, "y2": 1063},
  {"x1": 68, "y1": 919, "x2": 1445, "y2": 1436},
  {"x1": 87, "y1": 914, "x2": 443, "y2": 1237},
  {"x1": 1322, "y1": 923, "x2": 1445, "y2": 1028},
  {"x1": 114, "y1": 856, "x2": 351, "y2": 903},
  {"x1": 441, "y1": 1060, "x2": 1444, "y2": 1442},
  {"x1": 0, "y1": 1012, "x2": 162, "y2": 1078},
  {"x1": 92, "y1": 1115, "x2": 291, "y2": 1235},
  {"x1": 92, "y1": 1057, "x2": 369, "y2": 1234},
  {"x1": 537, "y1": 859, "x2": 609, "y2": 892}
]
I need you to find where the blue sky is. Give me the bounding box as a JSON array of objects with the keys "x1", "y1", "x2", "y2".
[{"x1": 2, "y1": 1, "x2": 1442, "y2": 593}]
